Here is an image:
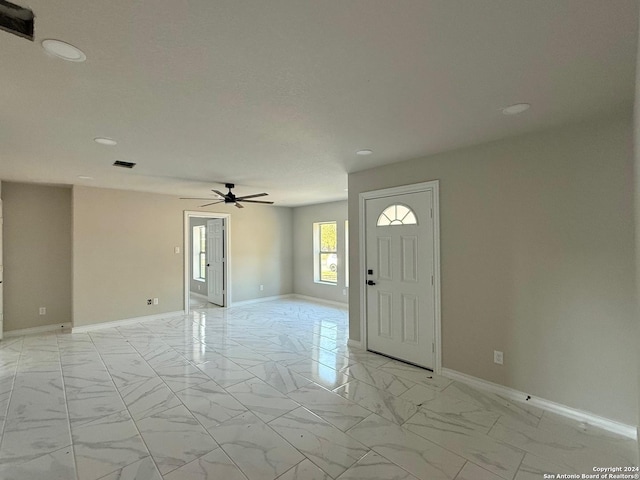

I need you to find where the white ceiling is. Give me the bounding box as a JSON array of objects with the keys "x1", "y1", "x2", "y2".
[{"x1": 0, "y1": 0, "x2": 637, "y2": 206}]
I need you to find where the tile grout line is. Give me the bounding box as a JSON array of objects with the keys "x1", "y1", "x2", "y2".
[
  {"x1": 124, "y1": 321, "x2": 253, "y2": 479},
  {"x1": 89, "y1": 328, "x2": 164, "y2": 479},
  {"x1": 452, "y1": 460, "x2": 468, "y2": 480},
  {"x1": 55, "y1": 332, "x2": 81, "y2": 480},
  {"x1": 0, "y1": 337, "x2": 21, "y2": 456}
]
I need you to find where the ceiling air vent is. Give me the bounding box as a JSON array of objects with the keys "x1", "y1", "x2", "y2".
[
  {"x1": 113, "y1": 160, "x2": 137, "y2": 169},
  {"x1": 0, "y1": 0, "x2": 34, "y2": 41}
]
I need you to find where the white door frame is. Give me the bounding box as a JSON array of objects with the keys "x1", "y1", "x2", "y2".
[
  {"x1": 183, "y1": 211, "x2": 231, "y2": 313},
  {"x1": 358, "y1": 181, "x2": 442, "y2": 374}
]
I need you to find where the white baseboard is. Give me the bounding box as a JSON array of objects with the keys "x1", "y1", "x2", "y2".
[
  {"x1": 189, "y1": 292, "x2": 209, "y2": 301},
  {"x1": 292, "y1": 294, "x2": 348, "y2": 309},
  {"x1": 230, "y1": 294, "x2": 295, "y2": 307},
  {"x1": 4, "y1": 323, "x2": 71, "y2": 337},
  {"x1": 441, "y1": 368, "x2": 637, "y2": 440},
  {"x1": 72, "y1": 310, "x2": 186, "y2": 333},
  {"x1": 347, "y1": 339, "x2": 363, "y2": 349}
]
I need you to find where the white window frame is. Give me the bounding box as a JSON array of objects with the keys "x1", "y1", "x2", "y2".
[
  {"x1": 345, "y1": 220, "x2": 349, "y2": 288},
  {"x1": 313, "y1": 221, "x2": 338, "y2": 285},
  {"x1": 192, "y1": 225, "x2": 206, "y2": 282}
]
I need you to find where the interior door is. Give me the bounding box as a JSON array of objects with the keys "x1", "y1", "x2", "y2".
[
  {"x1": 365, "y1": 191, "x2": 434, "y2": 368},
  {"x1": 206, "y1": 219, "x2": 225, "y2": 306}
]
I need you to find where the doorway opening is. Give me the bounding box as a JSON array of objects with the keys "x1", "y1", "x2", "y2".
[{"x1": 183, "y1": 211, "x2": 231, "y2": 313}]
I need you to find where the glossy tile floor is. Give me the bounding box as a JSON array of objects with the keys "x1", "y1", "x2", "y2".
[
  {"x1": 189, "y1": 294, "x2": 220, "y2": 310},
  {"x1": 0, "y1": 299, "x2": 636, "y2": 479}
]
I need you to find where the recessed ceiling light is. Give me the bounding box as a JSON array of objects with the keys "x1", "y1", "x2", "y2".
[
  {"x1": 41, "y1": 39, "x2": 86, "y2": 62},
  {"x1": 356, "y1": 149, "x2": 373, "y2": 156},
  {"x1": 78, "y1": 175, "x2": 94, "y2": 180},
  {"x1": 94, "y1": 137, "x2": 117, "y2": 146},
  {"x1": 501, "y1": 103, "x2": 530, "y2": 115}
]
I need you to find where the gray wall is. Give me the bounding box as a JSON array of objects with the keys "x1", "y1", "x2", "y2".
[
  {"x1": 73, "y1": 186, "x2": 293, "y2": 327},
  {"x1": 349, "y1": 114, "x2": 637, "y2": 425},
  {"x1": 293, "y1": 201, "x2": 348, "y2": 304},
  {"x1": 189, "y1": 217, "x2": 208, "y2": 295},
  {"x1": 2, "y1": 182, "x2": 72, "y2": 331}
]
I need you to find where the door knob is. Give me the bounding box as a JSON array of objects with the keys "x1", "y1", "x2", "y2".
[
  {"x1": 206, "y1": 264, "x2": 210, "y2": 267},
  {"x1": 367, "y1": 280, "x2": 376, "y2": 286}
]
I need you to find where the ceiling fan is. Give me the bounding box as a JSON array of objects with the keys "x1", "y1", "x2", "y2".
[{"x1": 180, "y1": 183, "x2": 274, "y2": 208}]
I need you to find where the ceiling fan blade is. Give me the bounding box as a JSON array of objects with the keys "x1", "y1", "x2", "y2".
[
  {"x1": 180, "y1": 197, "x2": 219, "y2": 200},
  {"x1": 199, "y1": 200, "x2": 224, "y2": 207},
  {"x1": 212, "y1": 190, "x2": 227, "y2": 198},
  {"x1": 234, "y1": 202, "x2": 244, "y2": 209},
  {"x1": 240, "y1": 199, "x2": 274, "y2": 204},
  {"x1": 235, "y1": 193, "x2": 268, "y2": 200}
]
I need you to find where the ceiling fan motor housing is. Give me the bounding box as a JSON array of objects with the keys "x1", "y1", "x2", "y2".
[{"x1": 224, "y1": 183, "x2": 236, "y2": 202}]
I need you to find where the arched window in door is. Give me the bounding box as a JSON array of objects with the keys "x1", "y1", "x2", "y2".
[{"x1": 376, "y1": 204, "x2": 417, "y2": 226}]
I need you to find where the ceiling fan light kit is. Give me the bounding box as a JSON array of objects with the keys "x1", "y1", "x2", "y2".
[{"x1": 180, "y1": 183, "x2": 274, "y2": 208}]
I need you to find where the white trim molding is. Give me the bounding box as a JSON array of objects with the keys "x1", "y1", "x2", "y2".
[
  {"x1": 292, "y1": 294, "x2": 348, "y2": 309},
  {"x1": 72, "y1": 310, "x2": 186, "y2": 333},
  {"x1": 358, "y1": 180, "x2": 442, "y2": 374},
  {"x1": 441, "y1": 368, "x2": 638, "y2": 440},
  {"x1": 230, "y1": 294, "x2": 295, "y2": 307},
  {"x1": 4, "y1": 323, "x2": 71, "y2": 337},
  {"x1": 347, "y1": 339, "x2": 363, "y2": 349}
]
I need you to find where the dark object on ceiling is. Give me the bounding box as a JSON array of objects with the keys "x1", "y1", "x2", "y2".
[
  {"x1": 113, "y1": 160, "x2": 137, "y2": 169},
  {"x1": 0, "y1": 0, "x2": 34, "y2": 41},
  {"x1": 181, "y1": 183, "x2": 274, "y2": 209}
]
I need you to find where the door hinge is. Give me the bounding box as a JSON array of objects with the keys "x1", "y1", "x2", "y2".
[
  {"x1": 432, "y1": 343, "x2": 435, "y2": 353},
  {"x1": 431, "y1": 275, "x2": 434, "y2": 285},
  {"x1": 430, "y1": 209, "x2": 433, "y2": 218}
]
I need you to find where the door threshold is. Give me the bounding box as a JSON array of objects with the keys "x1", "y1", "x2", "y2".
[{"x1": 367, "y1": 349, "x2": 434, "y2": 372}]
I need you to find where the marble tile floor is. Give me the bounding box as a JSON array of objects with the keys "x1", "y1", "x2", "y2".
[{"x1": 0, "y1": 299, "x2": 636, "y2": 480}]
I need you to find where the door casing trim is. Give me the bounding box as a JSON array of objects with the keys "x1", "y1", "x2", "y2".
[
  {"x1": 358, "y1": 181, "x2": 441, "y2": 374},
  {"x1": 183, "y1": 211, "x2": 231, "y2": 312}
]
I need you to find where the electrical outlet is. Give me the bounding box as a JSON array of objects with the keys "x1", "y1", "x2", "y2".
[
  {"x1": 174, "y1": 246, "x2": 180, "y2": 254},
  {"x1": 153, "y1": 298, "x2": 159, "y2": 305},
  {"x1": 494, "y1": 350, "x2": 504, "y2": 365},
  {"x1": 342, "y1": 289, "x2": 347, "y2": 296},
  {"x1": 147, "y1": 299, "x2": 152, "y2": 305},
  {"x1": 39, "y1": 307, "x2": 46, "y2": 315},
  {"x1": 259, "y1": 284, "x2": 264, "y2": 291}
]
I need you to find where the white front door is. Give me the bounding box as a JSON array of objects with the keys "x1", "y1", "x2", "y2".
[
  {"x1": 206, "y1": 219, "x2": 225, "y2": 306},
  {"x1": 365, "y1": 190, "x2": 435, "y2": 369}
]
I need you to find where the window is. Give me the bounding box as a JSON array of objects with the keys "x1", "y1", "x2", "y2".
[
  {"x1": 377, "y1": 204, "x2": 417, "y2": 226},
  {"x1": 344, "y1": 220, "x2": 349, "y2": 288},
  {"x1": 313, "y1": 221, "x2": 337, "y2": 284},
  {"x1": 192, "y1": 225, "x2": 206, "y2": 281}
]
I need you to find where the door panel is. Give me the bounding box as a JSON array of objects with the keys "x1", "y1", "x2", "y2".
[
  {"x1": 401, "y1": 294, "x2": 419, "y2": 344},
  {"x1": 377, "y1": 237, "x2": 392, "y2": 280},
  {"x1": 206, "y1": 219, "x2": 225, "y2": 306},
  {"x1": 377, "y1": 291, "x2": 393, "y2": 338},
  {"x1": 401, "y1": 236, "x2": 418, "y2": 283},
  {"x1": 365, "y1": 191, "x2": 434, "y2": 368}
]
